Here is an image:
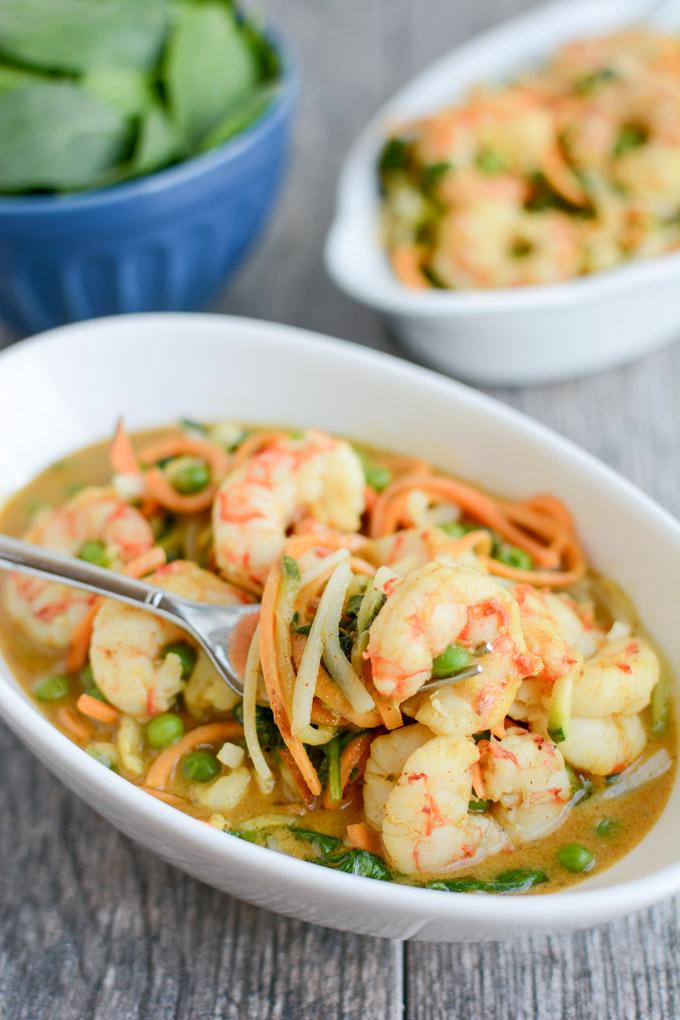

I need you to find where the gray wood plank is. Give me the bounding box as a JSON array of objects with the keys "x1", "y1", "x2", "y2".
[{"x1": 0, "y1": 724, "x2": 402, "y2": 1020}]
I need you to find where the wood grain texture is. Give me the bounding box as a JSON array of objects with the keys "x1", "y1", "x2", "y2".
[{"x1": 1, "y1": 0, "x2": 679, "y2": 1017}]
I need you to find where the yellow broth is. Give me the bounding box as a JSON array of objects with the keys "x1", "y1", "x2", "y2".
[{"x1": 0, "y1": 427, "x2": 676, "y2": 894}]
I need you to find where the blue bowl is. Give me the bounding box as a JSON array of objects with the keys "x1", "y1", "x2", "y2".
[{"x1": 0, "y1": 29, "x2": 299, "y2": 336}]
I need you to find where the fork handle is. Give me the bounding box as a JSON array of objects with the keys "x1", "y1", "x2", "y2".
[{"x1": 0, "y1": 533, "x2": 178, "y2": 622}]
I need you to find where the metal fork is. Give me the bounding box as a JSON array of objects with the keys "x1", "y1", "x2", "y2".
[
  {"x1": 0, "y1": 534, "x2": 259, "y2": 697},
  {"x1": 0, "y1": 534, "x2": 491, "y2": 700}
]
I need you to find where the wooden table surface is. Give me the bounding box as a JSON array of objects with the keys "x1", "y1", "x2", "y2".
[{"x1": 1, "y1": 1, "x2": 679, "y2": 1017}]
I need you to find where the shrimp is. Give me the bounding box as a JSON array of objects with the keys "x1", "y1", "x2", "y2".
[
  {"x1": 515, "y1": 585, "x2": 584, "y2": 685},
  {"x1": 430, "y1": 202, "x2": 582, "y2": 290},
  {"x1": 213, "y1": 430, "x2": 365, "y2": 592},
  {"x1": 363, "y1": 723, "x2": 433, "y2": 831},
  {"x1": 510, "y1": 585, "x2": 607, "y2": 721},
  {"x1": 4, "y1": 487, "x2": 153, "y2": 651},
  {"x1": 367, "y1": 563, "x2": 539, "y2": 739},
  {"x1": 549, "y1": 30, "x2": 680, "y2": 87},
  {"x1": 538, "y1": 713, "x2": 647, "y2": 776},
  {"x1": 527, "y1": 635, "x2": 658, "y2": 774},
  {"x1": 380, "y1": 732, "x2": 510, "y2": 876},
  {"x1": 90, "y1": 560, "x2": 247, "y2": 720},
  {"x1": 479, "y1": 728, "x2": 571, "y2": 844},
  {"x1": 571, "y1": 635, "x2": 659, "y2": 716},
  {"x1": 416, "y1": 86, "x2": 583, "y2": 203},
  {"x1": 368, "y1": 526, "x2": 484, "y2": 576}
]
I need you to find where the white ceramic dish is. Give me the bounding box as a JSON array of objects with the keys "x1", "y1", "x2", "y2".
[
  {"x1": 325, "y1": 0, "x2": 680, "y2": 386},
  {"x1": 0, "y1": 312, "x2": 678, "y2": 941}
]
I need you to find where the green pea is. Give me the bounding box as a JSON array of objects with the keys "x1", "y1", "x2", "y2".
[
  {"x1": 494, "y1": 542, "x2": 534, "y2": 571},
  {"x1": 614, "y1": 123, "x2": 647, "y2": 157},
  {"x1": 364, "y1": 463, "x2": 392, "y2": 492},
  {"x1": 476, "y1": 147, "x2": 507, "y2": 174},
  {"x1": 162, "y1": 641, "x2": 197, "y2": 680},
  {"x1": 431, "y1": 644, "x2": 472, "y2": 679},
  {"x1": 595, "y1": 818, "x2": 621, "y2": 838},
  {"x1": 146, "y1": 713, "x2": 185, "y2": 749},
  {"x1": 182, "y1": 750, "x2": 220, "y2": 783},
  {"x1": 556, "y1": 843, "x2": 595, "y2": 874},
  {"x1": 78, "y1": 539, "x2": 110, "y2": 567},
  {"x1": 468, "y1": 798, "x2": 490, "y2": 813},
  {"x1": 34, "y1": 674, "x2": 70, "y2": 702},
  {"x1": 79, "y1": 663, "x2": 95, "y2": 686},
  {"x1": 165, "y1": 456, "x2": 211, "y2": 495},
  {"x1": 438, "y1": 521, "x2": 467, "y2": 538}
]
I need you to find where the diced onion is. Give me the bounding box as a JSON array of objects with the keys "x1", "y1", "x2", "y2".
[
  {"x1": 113, "y1": 471, "x2": 145, "y2": 502},
  {"x1": 425, "y1": 502, "x2": 461, "y2": 526},
  {"x1": 217, "y1": 741, "x2": 245, "y2": 769}
]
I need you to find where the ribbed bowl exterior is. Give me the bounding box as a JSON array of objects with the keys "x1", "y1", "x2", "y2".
[{"x1": 0, "y1": 36, "x2": 298, "y2": 336}]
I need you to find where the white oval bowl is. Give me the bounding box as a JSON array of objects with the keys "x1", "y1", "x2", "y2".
[
  {"x1": 0, "y1": 312, "x2": 678, "y2": 941},
  {"x1": 325, "y1": 0, "x2": 680, "y2": 386}
]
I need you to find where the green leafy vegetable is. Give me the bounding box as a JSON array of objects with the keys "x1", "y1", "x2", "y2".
[
  {"x1": 378, "y1": 137, "x2": 410, "y2": 176},
  {"x1": 0, "y1": 0, "x2": 168, "y2": 73},
  {"x1": 0, "y1": 82, "x2": 131, "y2": 191},
  {"x1": 199, "y1": 83, "x2": 278, "y2": 152},
  {"x1": 328, "y1": 850, "x2": 391, "y2": 881},
  {"x1": 573, "y1": 67, "x2": 619, "y2": 95},
  {"x1": 291, "y1": 828, "x2": 343, "y2": 856},
  {"x1": 428, "y1": 867, "x2": 547, "y2": 894},
  {"x1": 164, "y1": 2, "x2": 258, "y2": 151},
  {"x1": 233, "y1": 702, "x2": 284, "y2": 751},
  {"x1": 126, "y1": 105, "x2": 181, "y2": 178},
  {"x1": 0, "y1": 62, "x2": 45, "y2": 96},
  {"x1": 292, "y1": 828, "x2": 392, "y2": 881},
  {"x1": 0, "y1": 0, "x2": 280, "y2": 194},
  {"x1": 614, "y1": 123, "x2": 647, "y2": 157},
  {"x1": 476, "y1": 147, "x2": 507, "y2": 174},
  {"x1": 81, "y1": 66, "x2": 155, "y2": 117}
]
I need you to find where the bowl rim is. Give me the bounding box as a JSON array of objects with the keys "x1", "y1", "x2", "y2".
[
  {"x1": 0, "y1": 22, "x2": 301, "y2": 217},
  {"x1": 0, "y1": 310, "x2": 678, "y2": 933},
  {"x1": 325, "y1": 0, "x2": 680, "y2": 317}
]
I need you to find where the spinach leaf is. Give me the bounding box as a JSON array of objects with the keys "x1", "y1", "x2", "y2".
[
  {"x1": 0, "y1": 83, "x2": 130, "y2": 191},
  {"x1": 0, "y1": 0, "x2": 168, "y2": 73},
  {"x1": 82, "y1": 67, "x2": 156, "y2": 118},
  {"x1": 164, "y1": 2, "x2": 258, "y2": 151},
  {"x1": 125, "y1": 106, "x2": 182, "y2": 178},
  {"x1": 292, "y1": 828, "x2": 343, "y2": 857},
  {"x1": 232, "y1": 703, "x2": 283, "y2": 752},
  {"x1": 292, "y1": 827, "x2": 391, "y2": 881},
  {"x1": 0, "y1": 62, "x2": 46, "y2": 96},
  {"x1": 326, "y1": 849, "x2": 392, "y2": 881},
  {"x1": 428, "y1": 868, "x2": 547, "y2": 895},
  {"x1": 199, "y1": 83, "x2": 278, "y2": 152}
]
